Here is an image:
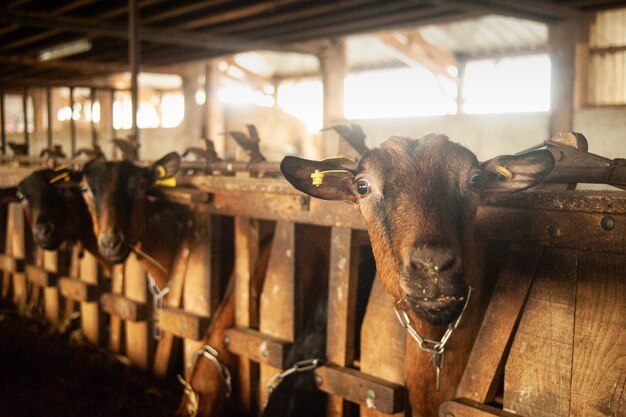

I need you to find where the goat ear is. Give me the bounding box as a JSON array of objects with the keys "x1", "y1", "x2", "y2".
[
  {"x1": 481, "y1": 149, "x2": 554, "y2": 192},
  {"x1": 281, "y1": 156, "x2": 357, "y2": 203},
  {"x1": 0, "y1": 187, "x2": 19, "y2": 204},
  {"x1": 82, "y1": 155, "x2": 106, "y2": 173},
  {"x1": 151, "y1": 152, "x2": 181, "y2": 180}
]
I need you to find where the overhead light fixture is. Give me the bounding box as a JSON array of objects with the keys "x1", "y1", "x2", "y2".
[{"x1": 38, "y1": 39, "x2": 92, "y2": 61}]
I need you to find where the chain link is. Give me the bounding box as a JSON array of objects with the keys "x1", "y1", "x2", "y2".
[
  {"x1": 393, "y1": 287, "x2": 472, "y2": 390},
  {"x1": 147, "y1": 273, "x2": 171, "y2": 341},
  {"x1": 266, "y1": 358, "x2": 324, "y2": 399},
  {"x1": 190, "y1": 345, "x2": 233, "y2": 398}
]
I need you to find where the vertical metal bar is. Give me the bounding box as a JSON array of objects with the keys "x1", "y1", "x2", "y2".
[
  {"x1": 69, "y1": 87, "x2": 76, "y2": 156},
  {"x1": 46, "y1": 87, "x2": 53, "y2": 151},
  {"x1": 90, "y1": 88, "x2": 98, "y2": 147},
  {"x1": 129, "y1": 0, "x2": 141, "y2": 155},
  {"x1": 22, "y1": 87, "x2": 29, "y2": 151},
  {"x1": 0, "y1": 89, "x2": 6, "y2": 155}
]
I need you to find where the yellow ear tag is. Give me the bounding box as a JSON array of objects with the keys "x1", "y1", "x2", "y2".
[
  {"x1": 156, "y1": 177, "x2": 177, "y2": 187},
  {"x1": 494, "y1": 165, "x2": 514, "y2": 180},
  {"x1": 54, "y1": 164, "x2": 69, "y2": 172},
  {"x1": 49, "y1": 172, "x2": 70, "y2": 184},
  {"x1": 155, "y1": 165, "x2": 167, "y2": 179},
  {"x1": 310, "y1": 169, "x2": 349, "y2": 187}
]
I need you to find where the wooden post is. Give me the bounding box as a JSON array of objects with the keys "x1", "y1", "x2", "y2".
[
  {"x1": 360, "y1": 278, "x2": 406, "y2": 417},
  {"x1": 205, "y1": 60, "x2": 225, "y2": 155},
  {"x1": 0, "y1": 89, "x2": 5, "y2": 154},
  {"x1": 46, "y1": 87, "x2": 53, "y2": 151},
  {"x1": 69, "y1": 87, "x2": 76, "y2": 156},
  {"x1": 109, "y1": 264, "x2": 125, "y2": 353},
  {"x1": 125, "y1": 253, "x2": 150, "y2": 370},
  {"x1": 42, "y1": 250, "x2": 59, "y2": 323},
  {"x1": 8, "y1": 203, "x2": 26, "y2": 309},
  {"x1": 573, "y1": 17, "x2": 590, "y2": 110},
  {"x1": 128, "y1": 0, "x2": 141, "y2": 154},
  {"x1": 182, "y1": 67, "x2": 202, "y2": 142},
  {"x1": 22, "y1": 87, "x2": 29, "y2": 151},
  {"x1": 234, "y1": 216, "x2": 261, "y2": 413},
  {"x1": 79, "y1": 252, "x2": 101, "y2": 345},
  {"x1": 319, "y1": 39, "x2": 347, "y2": 158},
  {"x1": 90, "y1": 88, "x2": 98, "y2": 147},
  {"x1": 326, "y1": 227, "x2": 358, "y2": 417},
  {"x1": 259, "y1": 221, "x2": 296, "y2": 406}
]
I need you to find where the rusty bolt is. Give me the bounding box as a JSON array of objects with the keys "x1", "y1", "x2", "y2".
[
  {"x1": 601, "y1": 216, "x2": 615, "y2": 231},
  {"x1": 223, "y1": 335, "x2": 230, "y2": 346},
  {"x1": 299, "y1": 195, "x2": 310, "y2": 211},
  {"x1": 547, "y1": 224, "x2": 560, "y2": 238}
]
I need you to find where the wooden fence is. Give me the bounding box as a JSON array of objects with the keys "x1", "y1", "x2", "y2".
[{"x1": 0, "y1": 161, "x2": 624, "y2": 417}]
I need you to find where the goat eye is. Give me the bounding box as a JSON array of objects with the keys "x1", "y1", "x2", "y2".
[
  {"x1": 79, "y1": 184, "x2": 89, "y2": 193},
  {"x1": 356, "y1": 180, "x2": 370, "y2": 197},
  {"x1": 469, "y1": 173, "x2": 483, "y2": 192}
]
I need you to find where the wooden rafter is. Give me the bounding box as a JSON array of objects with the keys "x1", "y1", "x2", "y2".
[
  {"x1": 223, "y1": 58, "x2": 273, "y2": 92},
  {"x1": 449, "y1": 0, "x2": 585, "y2": 22},
  {"x1": 142, "y1": 0, "x2": 231, "y2": 25},
  {"x1": 379, "y1": 31, "x2": 458, "y2": 84}
]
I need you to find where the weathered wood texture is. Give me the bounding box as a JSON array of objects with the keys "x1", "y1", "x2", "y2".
[
  {"x1": 456, "y1": 246, "x2": 543, "y2": 403},
  {"x1": 360, "y1": 277, "x2": 406, "y2": 417},
  {"x1": 124, "y1": 253, "x2": 150, "y2": 370},
  {"x1": 259, "y1": 221, "x2": 295, "y2": 407},
  {"x1": 440, "y1": 398, "x2": 520, "y2": 417},
  {"x1": 78, "y1": 251, "x2": 101, "y2": 345},
  {"x1": 504, "y1": 248, "x2": 578, "y2": 416},
  {"x1": 8, "y1": 203, "x2": 27, "y2": 309}
]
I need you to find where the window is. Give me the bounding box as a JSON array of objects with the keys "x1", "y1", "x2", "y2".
[
  {"x1": 462, "y1": 54, "x2": 551, "y2": 114},
  {"x1": 277, "y1": 79, "x2": 323, "y2": 132}
]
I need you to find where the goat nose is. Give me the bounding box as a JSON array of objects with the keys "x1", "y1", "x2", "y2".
[
  {"x1": 34, "y1": 222, "x2": 54, "y2": 239},
  {"x1": 410, "y1": 246, "x2": 456, "y2": 274},
  {"x1": 99, "y1": 231, "x2": 123, "y2": 250}
]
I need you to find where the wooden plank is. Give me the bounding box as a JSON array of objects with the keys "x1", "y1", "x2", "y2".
[
  {"x1": 440, "y1": 398, "x2": 521, "y2": 417},
  {"x1": 108, "y1": 264, "x2": 124, "y2": 353},
  {"x1": 9, "y1": 202, "x2": 26, "y2": 309},
  {"x1": 503, "y1": 248, "x2": 578, "y2": 416},
  {"x1": 476, "y1": 207, "x2": 626, "y2": 254},
  {"x1": 456, "y1": 246, "x2": 544, "y2": 403},
  {"x1": 78, "y1": 250, "x2": 101, "y2": 345},
  {"x1": 183, "y1": 208, "x2": 215, "y2": 378},
  {"x1": 124, "y1": 253, "x2": 150, "y2": 370},
  {"x1": 25, "y1": 264, "x2": 58, "y2": 287},
  {"x1": 234, "y1": 217, "x2": 260, "y2": 413},
  {"x1": 259, "y1": 220, "x2": 296, "y2": 406},
  {"x1": 360, "y1": 277, "x2": 406, "y2": 417},
  {"x1": 159, "y1": 307, "x2": 211, "y2": 341},
  {"x1": 570, "y1": 251, "x2": 626, "y2": 417},
  {"x1": 326, "y1": 226, "x2": 359, "y2": 416},
  {"x1": 224, "y1": 327, "x2": 292, "y2": 368},
  {"x1": 315, "y1": 364, "x2": 405, "y2": 415},
  {"x1": 42, "y1": 250, "x2": 59, "y2": 324},
  {"x1": 153, "y1": 230, "x2": 190, "y2": 378},
  {"x1": 101, "y1": 293, "x2": 148, "y2": 322},
  {"x1": 319, "y1": 38, "x2": 347, "y2": 158},
  {"x1": 58, "y1": 276, "x2": 98, "y2": 302}
]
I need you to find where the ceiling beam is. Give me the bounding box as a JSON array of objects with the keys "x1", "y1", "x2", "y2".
[
  {"x1": 0, "y1": 9, "x2": 306, "y2": 55},
  {"x1": 0, "y1": 54, "x2": 169, "y2": 74},
  {"x1": 404, "y1": 30, "x2": 458, "y2": 70},
  {"x1": 448, "y1": 0, "x2": 585, "y2": 22},
  {"x1": 142, "y1": 0, "x2": 230, "y2": 25}
]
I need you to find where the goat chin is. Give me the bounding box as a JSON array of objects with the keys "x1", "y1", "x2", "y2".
[{"x1": 406, "y1": 296, "x2": 466, "y2": 327}]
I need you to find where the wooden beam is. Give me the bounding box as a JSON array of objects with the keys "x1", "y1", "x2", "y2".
[
  {"x1": 404, "y1": 30, "x2": 458, "y2": 71},
  {"x1": 0, "y1": 9, "x2": 303, "y2": 54},
  {"x1": 142, "y1": 0, "x2": 230, "y2": 25},
  {"x1": 223, "y1": 58, "x2": 272, "y2": 92},
  {"x1": 177, "y1": 0, "x2": 299, "y2": 30},
  {"x1": 46, "y1": 87, "x2": 52, "y2": 150},
  {"x1": 22, "y1": 87, "x2": 29, "y2": 151},
  {"x1": 0, "y1": 89, "x2": 5, "y2": 154},
  {"x1": 449, "y1": 0, "x2": 585, "y2": 22},
  {"x1": 129, "y1": 0, "x2": 140, "y2": 151},
  {"x1": 319, "y1": 39, "x2": 347, "y2": 158},
  {"x1": 69, "y1": 87, "x2": 76, "y2": 156}
]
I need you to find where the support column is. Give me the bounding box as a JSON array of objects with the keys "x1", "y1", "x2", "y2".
[
  {"x1": 0, "y1": 90, "x2": 5, "y2": 154},
  {"x1": 69, "y1": 87, "x2": 77, "y2": 156},
  {"x1": 90, "y1": 88, "x2": 98, "y2": 147},
  {"x1": 319, "y1": 39, "x2": 347, "y2": 158},
  {"x1": 204, "y1": 60, "x2": 225, "y2": 156},
  {"x1": 128, "y1": 0, "x2": 141, "y2": 157},
  {"x1": 549, "y1": 19, "x2": 588, "y2": 136},
  {"x1": 46, "y1": 88, "x2": 53, "y2": 150},
  {"x1": 182, "y1": 66, "x2": 202, "y2": 145},
  {"x1": 22, "y1": 87, "x2": 30, "y2": 152}
]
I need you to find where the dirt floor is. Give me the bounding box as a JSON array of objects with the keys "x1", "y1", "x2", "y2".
[{"x1": 0, "y1": 302, "x2": 181, "y2": 417}]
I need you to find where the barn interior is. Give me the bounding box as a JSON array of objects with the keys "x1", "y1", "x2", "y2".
[{"x1": 0, "y1": 1, "x2": 625, "y2": 417}]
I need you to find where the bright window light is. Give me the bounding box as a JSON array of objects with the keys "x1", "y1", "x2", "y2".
[
  {"x1": 462, "y1": 54, "x2": 551, "y2": 114},
  {"x1": 218, "y1": 84, "x2": 255, "y2": 104},
  {"x1": 137, "y1": 101, "x2": 159, "y2": 128},
  {"x1": 160, "y1": 93, "x2": 184, "y2": 128},
  {"x1": 57, "y1": 106, "x2": 72, "y2": 122},
  {"x1": 345, "y1": 67, "x2": 456, "y2": 119},
  {"x1": 277, "y1": 80, "x2": 323, "y2": 132}
]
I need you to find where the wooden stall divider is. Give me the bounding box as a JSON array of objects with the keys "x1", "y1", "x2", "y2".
[
  {"x1": 259, "y1": 220, "x2": 296, "y2": 407},
  {"x1": 107, "y1": 264, "x2": 125, "y2": 353},
  {"x1": 78, "y1": 251, "x2": 101, "y2": 345},
  {"x1": 182, "y1": 208, "x2": 215, "y2": 378},
  {"x1": 360, "y1": 277, "x2": 406, "y2": 417},
  {"x1": 325, "y1": 227, "x2": 359, "y2": 417},
  {"x1": 234, "y1": 216, "x2": 261, "y2": 413},
  {"x1": 8, "y1": 202, "x2": 27, "y2": 310},
  {"x1": 503, "y1": 248, "x2": 578, "y2": 415},
  {"x1": 43, "y1": 250, "x2": 60, "y2": 323},
  {"x1": 124, "y1": 253, "x2": 150, "y2": 370}
]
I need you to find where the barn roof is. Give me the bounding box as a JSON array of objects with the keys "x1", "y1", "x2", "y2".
[{"x1": 0, "y1": 0, "x2": 624, "y2": 89}]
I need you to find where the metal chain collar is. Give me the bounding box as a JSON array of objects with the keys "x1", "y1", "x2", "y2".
[
  {"x1": 190, "y1": 345, "x2": 233, "y2": 398},
  {"x1": 147, "y1": 273, "x2": 171, "y2": 341},
  {"x1": 393, "y1": 287, "x2": 472, "y2": 390},
  {"x1": 266, "y1": 358, "x2": 324, "y2": 400}
]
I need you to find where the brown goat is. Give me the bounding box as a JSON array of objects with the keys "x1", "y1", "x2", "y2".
[{"x1": 281, "y1": 134, "x2": 554, "y2": 416}]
